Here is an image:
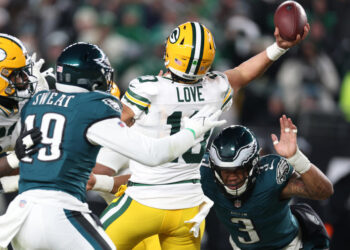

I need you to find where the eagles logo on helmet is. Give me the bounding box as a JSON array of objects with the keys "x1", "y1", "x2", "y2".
[
  {"x1": 164, "y1": 22, "x2": 216, "y2": 82},
  {"x1": 0, "y1": 33, "x2": 36, "y2": 101},
  {"x1": 209, "y1": 125, "x2": 260, "y2": 200},
  {"x1": 56, "y1": 42, "x2": 114, "y2": 93}
]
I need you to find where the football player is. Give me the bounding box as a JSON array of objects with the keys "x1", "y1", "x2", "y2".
[
  {"x1": 0, "y1": 42, "x2": 224, "y2": 249},
  {"x1": 0, "y1": 33, "x2": 53, "y2": 193},
  {"x1": 201, "y1": 115, "x2": 333, "y2": 249},
  {"x1": 92, "y1": 21, "x2": 310, "y2": 250}
]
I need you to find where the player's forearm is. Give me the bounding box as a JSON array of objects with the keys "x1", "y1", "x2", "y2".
[
  {"x1": 111, "y1": 174, "x2": 131, "y2": 194},
  {"x1": 0, "y1": 155, "x2": 19, "y2": 177},
  {"x1": 87, "y1": 118, "x2": 196, "y2": 166},
  {"x1": 299, "y1": 164, "x2": 333, "y2": 200},
  {"x1": 224, "y1": 50, "x2": 273, "y2": 92}
]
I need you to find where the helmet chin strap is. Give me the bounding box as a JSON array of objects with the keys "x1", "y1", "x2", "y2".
[
  {"x1": 214, "y1": 165, "x2": 255, "y2": 197},
  {"x1": 224, "y1": 178, "x2": 249, "y2": 197},
  {"x1": 214, "y1": 171, "x2": 249, "y2": 197}
]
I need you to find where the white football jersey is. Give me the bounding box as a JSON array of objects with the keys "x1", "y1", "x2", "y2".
[
  {"x1": 121, "y1": 71, "x2": 233, "y2": 209},
  {"x1": 0, "y1": 100, "x2": 25, "y2": 153}
]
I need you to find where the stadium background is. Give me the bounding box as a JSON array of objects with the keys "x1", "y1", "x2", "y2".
[{"x1": 0, "y1": 0, "x2": 349, "y2": 249}]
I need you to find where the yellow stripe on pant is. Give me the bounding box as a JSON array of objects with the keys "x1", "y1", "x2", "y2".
[{"x1": 101, "y1": 194, "x2": 205, "y2": 250}]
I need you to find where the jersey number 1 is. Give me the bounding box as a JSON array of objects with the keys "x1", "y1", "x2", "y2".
[{"x1": 167, "y1": 111, "x2": 210, "y2": 164}]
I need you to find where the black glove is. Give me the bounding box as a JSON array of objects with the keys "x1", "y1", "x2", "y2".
[{"x1": 14, "y1": 127, "x2": 42, "y2": 159}]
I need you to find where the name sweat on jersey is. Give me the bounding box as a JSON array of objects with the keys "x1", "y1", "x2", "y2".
[
  {"x1": 201, "y1": 153, "x2": 299, "y2": 250},
  {"x1": 121, "y1": 72, "x2": 233, "y2": 209},
  {"x1": 18, "y1": 90, "x2": 122, "y2": 202}
]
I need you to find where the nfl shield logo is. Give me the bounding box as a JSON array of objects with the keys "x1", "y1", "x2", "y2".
[
  {"x1": 57, "y1": 65, "x2": 63, "y2": 73},
  {"x1": 234, "y1": 199, "x2": 241, "y2": 208},
  {"x1": 19, "y1": 200, "x2": 27, "y2": 208}
]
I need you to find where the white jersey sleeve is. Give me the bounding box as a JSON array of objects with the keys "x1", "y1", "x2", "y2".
[
  {"x1": 121, "y1": 75, "x2": 159, "y2": 120},
  {"x1": 86, "y1": 117, "x2": 196, "y2": 166},
  {"x1": 206, "y1": 71, "x2": 233, "y2": 112},
  {"x1": 96, "y1": 147, "x2": 130, "y2": 175}
]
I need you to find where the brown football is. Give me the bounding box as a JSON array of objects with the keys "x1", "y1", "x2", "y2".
[{"x1": 274, "y1": 1, "x2": 307, "y2": 41}]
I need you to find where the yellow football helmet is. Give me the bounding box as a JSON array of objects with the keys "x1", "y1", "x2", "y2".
[
  {"x1": 0, "y1": 33, "x2": 35, "y2": 100},
  {"x1": 164, "y1": 22, "x2": 216, "y2": 81},
  {"x1": 110, "y1": 81, "x2": 121, "y2": 99}
]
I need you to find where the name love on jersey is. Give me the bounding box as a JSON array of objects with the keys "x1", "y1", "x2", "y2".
[{"x1": 176, "y1": 85, "x2": 205, "y2": 103}]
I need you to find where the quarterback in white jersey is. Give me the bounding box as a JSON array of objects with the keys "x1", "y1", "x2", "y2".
[
  {"x1": 122, "y1": 72, "x2": 232, "y2": 209},
  {"x1": 91, "y1": 21, "x2": 310, "y2": 250},
  {"x1": 0, "y1": 33, "x2": 53, "y2": 192}
]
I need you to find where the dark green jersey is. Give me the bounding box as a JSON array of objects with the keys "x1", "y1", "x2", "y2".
[
  {"x1": 201, "y1": 153, "x2": 298, "y2": 250},
  {"x1": 18, "y1": 90, "x2": 122, "y2": 202}
]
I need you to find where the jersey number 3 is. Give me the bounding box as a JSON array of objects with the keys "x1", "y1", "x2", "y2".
[
  {"x1": 231, "y1": 217, "x2": 260, "y2": 244},
  {"x1": 23, "y1": 113, "x2": 65, "y2": 162}
]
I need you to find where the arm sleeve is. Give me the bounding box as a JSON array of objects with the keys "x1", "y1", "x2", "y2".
[
  {"x1": 86, "y1": 118, "x2": 195, "y2": 166},
  {"x1": 121, "y1": 77, "x2": 157, "y2": 119},
  {"x1": 96, "y1": 147, "x2": 130, "y2": 174}
]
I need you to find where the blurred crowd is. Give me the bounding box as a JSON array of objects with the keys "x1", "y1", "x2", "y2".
[
  {"x1": 0, "y1": 0, "x2": 349, "y2": 249},
  {"x1": 1, "y1": 0, "x2": 349, "y2": 125}
]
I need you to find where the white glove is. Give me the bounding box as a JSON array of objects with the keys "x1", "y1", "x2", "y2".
[
  {"x1": 184, "y1": 105, "x2": 226, "y2": 139},
  {"x1": 31, "y1": 53, "x2": 55, "y2": 92}
]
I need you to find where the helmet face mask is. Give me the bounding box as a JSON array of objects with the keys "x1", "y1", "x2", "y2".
[
  {"x1": 209, "y1": 125, "x2": 260, "y2": 199},
  {"x1": 164, "y1": 22, "x2": 216, "y2": 81},
  {"x1": 0, "y1": 34, "x2": 36, "y2": 101},
  {"x1": 56, "y1": 42, "x2": 115, "y2": 93}
]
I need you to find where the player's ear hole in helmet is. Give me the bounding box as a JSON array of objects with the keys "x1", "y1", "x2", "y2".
[
  {"x1": 209, "y1": 125, "x2": 260, "y2": 199},
  {"x1": 56, "y1": 42, "x2": 114, "y2": 93},
  {"x1": 0, "y1": 33, "x2": 36, "y2": 101},
  {"x1": 164, "y1": 22, "x2": 216, "y2": 83}
]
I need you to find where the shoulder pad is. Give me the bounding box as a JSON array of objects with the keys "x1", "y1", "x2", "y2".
[{"x1": 259, "y1": 154, "x2": 292, "y2": 185}]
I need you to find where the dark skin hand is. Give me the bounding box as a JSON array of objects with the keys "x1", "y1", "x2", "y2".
[{"x1": 271, "y1": 115, "x2": 333, "y2": 200}]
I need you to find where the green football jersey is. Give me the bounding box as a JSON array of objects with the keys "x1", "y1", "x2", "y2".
[
  {"x1": 18, "y1": 90, "x2": 122, "y2": 202},
  {"x1": 201, "y1": 153, "x2": 299, "y2": 249}
]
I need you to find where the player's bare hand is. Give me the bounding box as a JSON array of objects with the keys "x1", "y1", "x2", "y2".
[
  {"x1": 275, "y1": 23, "x2": 310, "y2": 49},
  {"x1": 86, "y1": 173, "x2": 96, "y2": 191},
  {"x1": 271, "y1": 115, "x2": 298, "y2": 158}
]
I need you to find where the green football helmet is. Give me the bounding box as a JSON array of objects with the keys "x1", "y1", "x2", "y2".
[
  {"x1": 209, "y1": 125, "x2": 260, "y2": 199},
  {"x1": 56, "y1": 42, "x2": 113, "y2": 92}
]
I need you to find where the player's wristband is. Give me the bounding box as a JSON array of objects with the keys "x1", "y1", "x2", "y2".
[
  {"x1": 266, "y1": 42, "x2": 288, "y2": 61},
  {"x1": 6, "y1": 152, "x2": 20, "y2": 169},
  {"x1": 93, "y1": 175, "x2": 114, "y2": 193},
  {"x1": 0, "y1": 175, "x2": 19, "y2": 193},
  {"x1": 287, "y1": 147, "x2": 311, "y2": 174}
]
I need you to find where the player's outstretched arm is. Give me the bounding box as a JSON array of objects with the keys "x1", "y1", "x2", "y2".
[
  {"x1": 271, "y1": 115, "x2": 333, "y2": 200},
  {"x1": 224, "y1": 24, "x2": 310, "y2": 93},
  {"x1": 87, "y1": 105, "x2": 226, "y2": 167}
]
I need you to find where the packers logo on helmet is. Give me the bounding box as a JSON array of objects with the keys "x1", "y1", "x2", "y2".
[
  {"x1": 0, "y1": 33, "x2": 35, "y2": 100},
  {"x1": 169, "y1": 28, "x2": 180, "y2": 44},
  {"x1": 164, "y1": 22, "x2": 216, "y2": 81}
]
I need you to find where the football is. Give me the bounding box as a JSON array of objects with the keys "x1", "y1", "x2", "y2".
[{"x1": 274, "y1": 1, "x2": 307, "y2": 41}]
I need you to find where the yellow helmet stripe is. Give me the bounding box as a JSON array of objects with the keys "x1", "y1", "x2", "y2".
[
  {"x1": 186, "y1": 22, "x2": 204, "y2": 76},
  {"x1": 185, "y1": 22, "x2": 196, "y2": 74},
  {"x1": 194, "y1": 24, "x2": 205, "y2": 75}
]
